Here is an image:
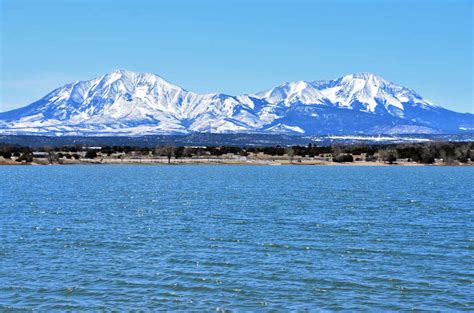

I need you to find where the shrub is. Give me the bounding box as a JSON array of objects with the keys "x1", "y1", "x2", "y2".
[
  {"x1": 85, "y1": 151, "x2": 97, "y2": 159},
  {"x1": 386, "y1": 154, "x2": 397, "y2": 164},
  {"x1": 333, "y1": 154, "x2": 354, "y2": 163},
  {"x1": 420, "y1": 155, "x2": 435, "y2": 164},
  {"x1": 365, "y1": 155, "x2": 377, "y2": 162},
  {"x1": 16, "y1": 153, "x2": 33, "y2": 163}
]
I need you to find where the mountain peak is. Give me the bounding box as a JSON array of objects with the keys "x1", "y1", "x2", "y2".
[
  {"x1": 111, "y1": 68, "x2": 131, "y2": 74},
  {"x1": 104, "y1": 69, "x2": 166, "y2": 81},
  {"x1": 89, "y1": 69, "x2": 183, "y2": 94},
  {"x1": 342, "y1": 72, "x2": 385, "y2": 82},
  {"x1": 353, "y1": 72, "x2": 377, "y2": 78},
  {"x1": 105, "y1": 68, "x2": 138, "y2": 79}
]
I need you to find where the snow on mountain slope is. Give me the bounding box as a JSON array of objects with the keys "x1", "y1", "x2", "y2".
[
  {"x1": 254, "y1": 72, "x2": 435, "y2": 115},
  {"x1": 0, "y1": 70, "x2": 472, "y2": 136},
  {"x1": 254, "y1": 80, "x2": 329, "y2": 106},
  {"x1": 0, "y1": 70, "x2": 262, "y2": 134}
]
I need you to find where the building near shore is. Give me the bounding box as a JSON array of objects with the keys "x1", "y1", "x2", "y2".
[{"x1": 32, "y1": 152, "x2": 49, "y2": 158}]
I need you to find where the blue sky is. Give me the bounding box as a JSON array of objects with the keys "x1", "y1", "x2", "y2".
[{"x1": 1, "y1": 0, "x2": 472, "y2": 113}]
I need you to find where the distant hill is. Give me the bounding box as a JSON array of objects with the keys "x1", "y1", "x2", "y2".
[{"x1": 1, "y1": 133, "x2": 472, "y2": 148}]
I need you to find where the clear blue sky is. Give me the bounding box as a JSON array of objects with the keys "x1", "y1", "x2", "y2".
[{"x1": 1, "y1": 0, "x2": 472, "y2": 113}]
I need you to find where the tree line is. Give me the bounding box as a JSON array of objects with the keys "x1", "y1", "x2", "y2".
[{"x1": 0, "y1": 141, "x2": 472, "y2": 164}]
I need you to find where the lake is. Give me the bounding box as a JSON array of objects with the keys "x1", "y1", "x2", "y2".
[{"x1": 0, "y1": 165, "x2": 472, "y2": 310}]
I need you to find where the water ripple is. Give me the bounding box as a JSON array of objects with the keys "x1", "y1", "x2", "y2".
[{"x1": 0, "y1": 165, "x2": 472, "y2": 310}]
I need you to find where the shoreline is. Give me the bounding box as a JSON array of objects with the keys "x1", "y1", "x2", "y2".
[
  {"x1": 2, "y1": 140, "x2": 472, "y2": 167},
  {"x1": 1, "y1": 158, "x2": 472, "y2": 166}
]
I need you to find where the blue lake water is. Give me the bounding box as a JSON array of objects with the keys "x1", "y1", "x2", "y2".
[{"x1": 0, "y1": 165, "x2": 472, "y2": 310}]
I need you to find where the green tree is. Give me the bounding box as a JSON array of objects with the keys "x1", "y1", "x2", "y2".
[{"x1": 85, "y1": 150, "x2": 97, "y2": 159}]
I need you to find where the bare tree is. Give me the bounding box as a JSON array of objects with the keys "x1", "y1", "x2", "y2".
[
  {"x1": 42, "y1": 146, "x2": 59, "y2": 164},
  {"x1": 331, "y1": 145, "x2": 343, "y2": 161},
  {"x1": 286, "y1": 147, "x2": 294, "y2": 163},
  {"x1": 155, "y1": 145, "x2": 176, "y2": 164},
  {"x1": 47, "y1": 152, "x2": 59, "y2": 164},
  {"x1": 378, "y1": 148, "x2": 398, "y2": 164},
  {"x1": 454, "y1": 144, "x2": 470, "y2": 163},
  {"x1": 183, "y1": 147, "x2": 193, "y2": 158}
]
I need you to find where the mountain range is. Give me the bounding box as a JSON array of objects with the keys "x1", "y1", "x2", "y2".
[{"x1": 0, "y1": 70, "x2": 472, "y2": 136}]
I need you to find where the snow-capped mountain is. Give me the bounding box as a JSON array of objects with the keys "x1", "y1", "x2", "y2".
[{"x1": 0, "y1": 70, "x2": 472, "y2": 136}]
